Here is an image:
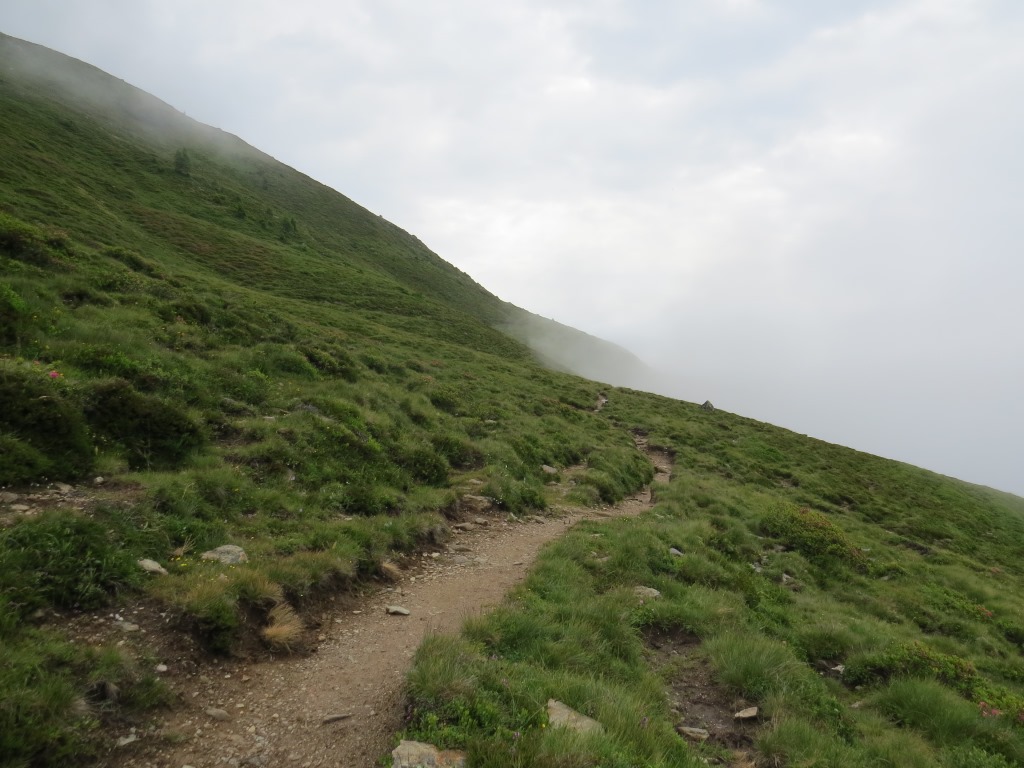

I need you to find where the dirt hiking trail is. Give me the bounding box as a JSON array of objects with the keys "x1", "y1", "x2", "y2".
[{"x1": 108, "y1": 441, "x2": 672, "y2": 768}]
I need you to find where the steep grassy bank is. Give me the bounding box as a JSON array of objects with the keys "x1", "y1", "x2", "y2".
[
  {"x1": 0, "y1": 33, "x2": 654, "y2": 766},
  {"x1": 402, "y1": 391, "x2": 1024, "y2": 767}
]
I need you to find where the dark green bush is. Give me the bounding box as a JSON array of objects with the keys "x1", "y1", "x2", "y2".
[
  {"x1": 0, "y1": 435, "x2": 53, "y2": 485},
  {"x1": 0, "y1": 366, "x2": 94, "y2": 484},
  {"x1": 84, "y1": 378, "x2": 204, "y2": 469},
  {"x1": 396, "y1": 443, "x2": 449, "y2": 486},
  {"x1": 761, "y1": 504, "x2": 868, "y2": 571},
  {"x1": 0, "y1": 511, "x2": 140, "y2": 615}
]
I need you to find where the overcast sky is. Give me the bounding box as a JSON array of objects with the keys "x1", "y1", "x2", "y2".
[{"x1": 3, "y1": 1, "x2": 1022, "y2": 496}]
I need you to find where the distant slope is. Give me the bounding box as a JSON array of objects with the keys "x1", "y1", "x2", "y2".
[{"x1": 0, "y1": 30, "x2": 639, "y2": 379}]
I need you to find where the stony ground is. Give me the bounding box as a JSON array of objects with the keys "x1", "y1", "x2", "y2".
[{"x1": 93, "y1": 447, "x2": 673, "y2": 768}]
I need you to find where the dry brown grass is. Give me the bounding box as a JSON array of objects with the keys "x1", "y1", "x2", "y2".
[
  {"x1": 261, "y1": 602, "x2": 304, "y2": 651},
  {"x1": 379, "y1": 561, "x2": 403, "y2": 582}
]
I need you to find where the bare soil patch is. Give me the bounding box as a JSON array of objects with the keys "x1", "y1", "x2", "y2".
[{"x1": 645, "y1": 627, "x2": 761, "y2": 767}]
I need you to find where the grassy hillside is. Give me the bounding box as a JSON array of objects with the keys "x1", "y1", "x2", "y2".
[{"x1": 1, "y1": 31, "x2": 1023, "y2": 768}]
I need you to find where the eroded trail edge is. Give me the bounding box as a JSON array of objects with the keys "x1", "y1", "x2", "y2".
[{"x1": 113, "y1": 442, "x2": 672, "y2": 768}]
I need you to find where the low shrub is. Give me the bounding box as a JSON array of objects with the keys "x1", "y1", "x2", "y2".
[
  {"x1": 0, "y1": 364, "x2": 94, "y2": 484},
  {"x1": 0, "y1": 510, "x2": 140, "y2": 616},
  {"x1": 761, "y1": 504, "x2": 867, "y2": 571},
  {"x1": 84, "y1": 378, "x2": 204, "y2": 469}
]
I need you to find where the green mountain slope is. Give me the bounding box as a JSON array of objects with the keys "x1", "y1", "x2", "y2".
[{"x1": 1, "y1": 31, "x2": 1023, "y2": 768}]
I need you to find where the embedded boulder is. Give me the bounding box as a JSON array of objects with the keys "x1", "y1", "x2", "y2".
[
  {"x1": 391, "y1": 740, "x2": 466, "y2": 768},
  {"x1": 200, "y1": 545, "x2": 248, "y2": 565},
  {"x1": 546, "y1": 699, "x2": 603, "y2": 734}
]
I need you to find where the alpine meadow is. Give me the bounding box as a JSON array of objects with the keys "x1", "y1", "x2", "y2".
[{"x1": 2, "y1": 31, "x2": 1024, "y2": 768}]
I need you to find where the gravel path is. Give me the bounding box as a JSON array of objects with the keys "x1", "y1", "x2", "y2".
[{"x1": 107, "y1": 445, "x2": 671, "y2": 768}]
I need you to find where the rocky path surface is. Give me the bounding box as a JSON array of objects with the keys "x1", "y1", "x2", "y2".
[{"x1": 108, "y1": 444, "x2": 672, "y2": 768}]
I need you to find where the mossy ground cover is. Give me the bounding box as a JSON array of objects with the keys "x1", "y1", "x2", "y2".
[{"x1": 403, "y1": 391, "x2": 1024, "y2": 767}]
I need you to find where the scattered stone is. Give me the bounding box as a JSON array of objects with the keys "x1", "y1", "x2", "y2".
[
  {"x1": 200, "y1": 545, "x2": 248, "y2": 565},
  {"x1": 0, "y1": 492, "x2": 18, "y2": 504},
  {"x1": 472, "y1": 517, "x2": 488, "y2": 526},
  {"x1": 780, "y1": 573, "x2": 793, "y2": 585},
  {"x1": 55, "y1": 482, "x2": 73, "y2": 494},
  {"x1": 546, "y1": 699, "x2": 604, "y2": 734},
  {"x1": 734, "y1": 707, "x2": 759, "y2": 720},
  {"x1": 114, "y1": 621, "x2": 140, "y2": 632},
  {"x1": 138, "y1": 558, "x2": 169, "y2": 576},
  {"x1": 452, "y1": 522, "x2": 477, "y2": 531},
  {"x1": 633, "y1": 586, "x2": 662, "y2": 600},
  {"x1": 155, "y1": 664, "x2": 168, "y2": 673},
  {"x1": 386, "y1": 605, "x2": 411, "y2": 616},
  {"x1": 452, "y1": 545, "x2": 472, "y2": 552},
  {"x1": 391, "y1": 740, "x2": 466, "y2": 768},
  {"x1": 831, "y1": 664, "x2": 846, "y2": 674},
  {"x1": 529, "y1": 515, "x2": 546, "y2": 524},
  {"x1": 321, "y1": 713, "x2": 352, "y2": 724},
  {"x1": 10, "y1": 504, "x2": 30, "y2": 512},
  {"x1": 93, "y1": 476, "x2": 105, "y2": 485},
  {"x1": 668, "y1": 547, "x2": 684, "y2": 557},
  {"x1": 541, "y1": 465, "x2": 558, "y2": 475},
  {"x1": 458, "y1": 495, "x2": 492, "y2": 514},
  {"x1": 205, "y1": 707, "x2": 231, "y2": 721},
  {"x1": 676, "y1": 726, "x2": 710, "y2": 742},
  {"x1": 430, "y1": 552, "x2": 440, "y2": 559},
  {"x1": 700, "y1": 400, "x2": 715, "y2": 411},
  {"x1": 116, "y1": 733, "x2": 138, "y2": 747},
  {"x1": 452, "y1": 555, "x2": 470, "y2": 565}
]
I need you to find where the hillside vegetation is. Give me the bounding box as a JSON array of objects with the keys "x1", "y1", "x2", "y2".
[{"x1": 1, "y1": 31, "x2": 1023, "y2": 768}]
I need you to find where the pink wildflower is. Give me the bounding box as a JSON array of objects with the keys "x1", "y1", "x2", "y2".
[{"x1": 48, "y1": 370, "x2": 60, "y2": 379}]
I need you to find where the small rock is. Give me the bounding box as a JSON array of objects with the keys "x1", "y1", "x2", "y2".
[
  {"x1": 155, "y1": 664, "x2": 168, "y2": 673},
  {"x1": 386, "y1": 605, "x2": 411, "y2": 616},
  {"x1": 546, "y1": 699, "x2": 603, "y2": 733},
  {"x1": 452, "y1": 555, "x2": 470, "y2": 565},
  {"x1": 430, "y1": 552, "x2": 440, "y2": 559},
  {"x1": 458, "y1": 494, "x2": 492, "y2": 514},
  {"x1": 780, "y1": 573, "x2": 793, "y2": 584},
  {"x1": 10, "y1": 504, "x2": 30, "y2": 512},
  {"x1": 0, "y1": 492, "x2": 18, "y2": 504},
  {"x1": 541, "y1": 465, "x2": 558, "y2": 475},
  {"x1": 55, "y1": 482, "x2": 74, "y2": 494},
  {"x1": 668, "y1": 547, "x2": 684, "y2": 557},
  {"x1": 734, "y1": 707, "x2": 759, "y2": 720},
  {"x1": 473, "y1": 517, "x2": 488, "y2": 526},
  {"x1": 676, "y1": 726, "x2": 710, "y2": 742},
  {"x1": 452, "y1": 522, "x2": 477, "y2": 531},
  {"x1": 205, "y1": 708, "x2": 231, "y2": 721},
  {"x1": 138, "y1": 558, "x2": 169, "y2": 576},
  {"x1": 633, "y1": 586, "x2": 662, "y2": 599},
  {"x1": 200, "y1": 545, "x2": 248, "y2": 565},
  {"x1": 93, "y1": 476, "x2": 105, "y2": 485},
  {"x1": 321, "y1": 713, "x2": 352, "y2": 724},
  {"x1": 529, "y1": 515, "x2": 546, "y2": 524},
  {"x1": 700, "y1": 400, "x2": 715, "y2": 411},
  {"x1": 116, "y1": 733, "x2": 138, "y2": 747},
  {"x1": 114, "y1": 621, "x2": 140, "y2": 632},
  {"x1": 392, "y1": 740, "x2": 466, "y2": 768}
]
